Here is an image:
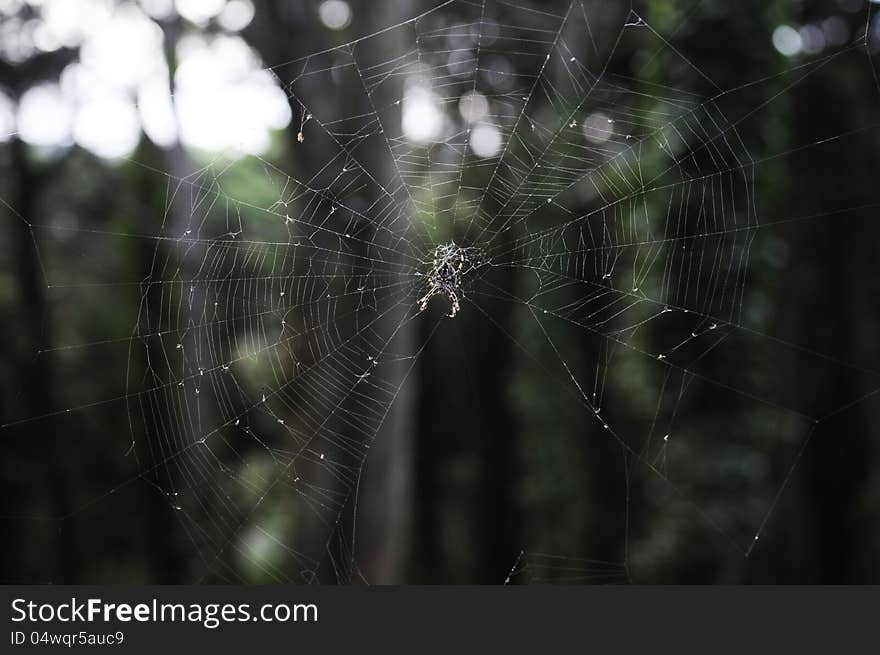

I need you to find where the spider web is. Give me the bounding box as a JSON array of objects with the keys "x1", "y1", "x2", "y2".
[{"x1": 6, "y1": 0, "x2": 880, "y2": 583}]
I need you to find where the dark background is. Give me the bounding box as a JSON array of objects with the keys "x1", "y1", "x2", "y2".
[{"x1": 2, "y1": 0, "x2": 880, "y2": 584}]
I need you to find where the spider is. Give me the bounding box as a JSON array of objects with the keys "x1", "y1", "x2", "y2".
[{"x1": 418, "y1": 242, "x2": 483, "y2": 318}]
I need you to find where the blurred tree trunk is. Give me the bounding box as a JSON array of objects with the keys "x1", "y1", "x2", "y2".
[
  {"x1": 131, "y1": 135, "x2": 189, "y2": 583},
  {"x1": 474, "y1": 288, "x2": 521, "y2": 582},
  {"x1": 412, "y1": 274, "x2": 520, "y2": 583},
  {"x1": 343, "y1": 0, "x2": 416, "y2": 585},
  {"x1": 124, "y1": 12, "x2": 195, "y2": 583},
  {"x1": 788, "y1": 64, "x2": 872, "y2": 583},
  {"x1": 245, "y1": 0, "x2": 415, "y2": 583},
  {"x1": 0, "y1": 44, "x2": 79, "y2": 583},
  {"x1": 6, "y1": 140, "x2": 79, "y2": 582},
  {"x1": 742, "y1": 0, "x2": 878, "y2": 582}
]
